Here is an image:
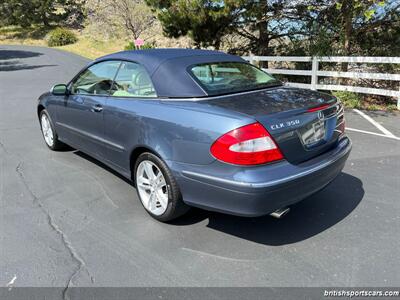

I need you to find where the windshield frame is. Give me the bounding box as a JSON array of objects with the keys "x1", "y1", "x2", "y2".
[{"x1": 187, "y1": 61, "x2": 282, "y2": 96}]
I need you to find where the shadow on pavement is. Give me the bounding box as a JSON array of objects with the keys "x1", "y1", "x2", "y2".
[
  {"x1": 172, "y1": 172, "x2": 363, "y2": 245},
  {"x1": 0, "y1": 49, "x2": 56, "y2": 71},
  {"x1": 0, "y1": 49, "x2": 43, "y2": 60},
  {"x1": 0, "y1": 60, "x2": 56, "y2": 71},
  {"x1": 73, "y1": 151, "x2": 134, "y2": 186}
]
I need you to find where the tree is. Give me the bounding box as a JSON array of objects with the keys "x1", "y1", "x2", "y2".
[
  {"x1": 146, "y1": 0, "x2": 309, "y2": 55},
  {"x1": 301, "y1": 0, "x2": 400, "y2": 56},
  {"x1": 286, "y1": 0, "x2": 399, "y2": 102},
  {"x1": 0, "y1": 0, "x2": 85, "y2": 27},
  {"x1": 86, "y1": 0, "x2": 156, "y2": 41},
  {"x1": 295, "y1": 0, "x2": 400, "y2": 89},
  {"x1": 112, "y1": 0, "x2": 156, "y2": 40}
]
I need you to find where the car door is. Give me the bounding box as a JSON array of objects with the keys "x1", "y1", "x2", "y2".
[
  {"x1": 103, "y1": 61, "x2": 158, "y2": 171},
  {"x1": 56, "y1": 60, "x2": 121, "y2": 158}
]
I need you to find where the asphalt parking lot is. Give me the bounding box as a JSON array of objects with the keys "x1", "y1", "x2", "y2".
[{"x1": 1, "y1": 46, "x2": 399, "y2": 293}]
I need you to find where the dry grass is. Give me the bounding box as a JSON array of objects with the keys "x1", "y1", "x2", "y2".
[
  {"x1": 0, "y1": 25, "x2": 126, "y2": 59},
  {"x1": 0, "y1": 24, "x2": 193, "y2": 59},
  {"x1": 0, "y1": 25, "x2": 48, "y2": 46},
  {"x1": 56, "y1": 35, "x2": 126, "y2": 59}
]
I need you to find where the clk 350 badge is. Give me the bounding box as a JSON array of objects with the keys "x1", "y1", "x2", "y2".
[{"x1": 270, "y1": 119, "x2": 300, "y2": 130}]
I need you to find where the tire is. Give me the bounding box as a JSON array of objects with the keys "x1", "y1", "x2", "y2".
[
  {"x1": 134, "y1": 152, "x2": 189, "y2": 222},
  {"x1": 39, "y1": 109, "x2": 65, "y2": 151}
]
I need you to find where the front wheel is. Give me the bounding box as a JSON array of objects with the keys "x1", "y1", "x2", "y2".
[
  {"x1": 134, "y1": 152, "x2": 189, "y2": 222},
  {"x1": 39, "y1": 110, "x2": 65, "y2": 150}
]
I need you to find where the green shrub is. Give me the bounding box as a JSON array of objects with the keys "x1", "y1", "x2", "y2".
[
  {"x1": 124, "y1": 41, "x2": 155, "y2": 50},
  {"x1": 387, "y1": 104, "x2": 398, "y2": 112},
  {"x1": 366, "y1": 104, "x2": 381, "y2": 111},
  {"x1": 47, "y1": 28, "x2": 77, "y2": 47},
  {"x1": 332, "y1": 91, "x2": 361, "y2": 109}
]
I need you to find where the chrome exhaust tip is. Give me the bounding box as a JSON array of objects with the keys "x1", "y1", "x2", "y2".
[{"x1": 270, "y1": 207, "x2": 290, "y2": 219}]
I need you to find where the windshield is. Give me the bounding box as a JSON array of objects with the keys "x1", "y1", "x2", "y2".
[{"x1": 190, "y1": 62, "x2": 280, "y2": 96}]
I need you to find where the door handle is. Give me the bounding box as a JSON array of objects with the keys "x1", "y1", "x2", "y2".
[{"x1": 91, "y1": 104, "x2": 103, "y2": 112}]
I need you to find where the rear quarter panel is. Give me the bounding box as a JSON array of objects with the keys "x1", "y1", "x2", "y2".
[{"x1": 104, "y1": 98, "x2": 255, "y2": 171}]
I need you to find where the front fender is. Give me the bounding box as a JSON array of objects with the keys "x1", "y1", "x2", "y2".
[{"x1": 37, "y1": 92, "x2": 56, "y2": 118}]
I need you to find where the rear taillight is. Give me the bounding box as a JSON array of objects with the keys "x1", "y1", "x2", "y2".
[{"x1": 210, "y1": 122, "x2": 284, "y2": 165}]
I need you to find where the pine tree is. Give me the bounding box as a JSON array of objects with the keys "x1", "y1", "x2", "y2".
[{"x1": 146, "y1": 0, "x2": 307, "y2": 55}]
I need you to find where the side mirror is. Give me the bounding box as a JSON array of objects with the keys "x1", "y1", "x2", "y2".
[{"x1": 51, "y1": 84, "x2": 69, "y2": 95}]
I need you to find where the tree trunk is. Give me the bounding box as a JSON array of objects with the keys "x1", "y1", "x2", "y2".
[
  {"x1": 42, "y1": 8, "x2": 49, "y2": 27},
  {"x1": 341, "y1": 14, "x2": 352, "y2": 72},
  {"x1": 258, "y1": 20, "x2": 269, "y2": 68},
  {"x1": 214, "y1": 39, "x2": 221, "y2": 50},
  {"x1": 340, "y1": 0, "x2": 353, "y2": 84}
]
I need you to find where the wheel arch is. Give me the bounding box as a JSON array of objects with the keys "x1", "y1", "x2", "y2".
[
  {"x1": 129, "y1": 146, "x2": 162, "y2": 182},
  {"x1": 37, "y1": 104, "x2": 45, "y2": 118}
]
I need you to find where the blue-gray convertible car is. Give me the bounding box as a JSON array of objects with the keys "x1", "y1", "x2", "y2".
[{"x1": 37, "y1": 49, "x2": 351, "y2": 221}]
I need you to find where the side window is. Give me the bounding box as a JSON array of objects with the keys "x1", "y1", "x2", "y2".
[
  {"x1": 112, "y1": 62, "x2": 156, "y2": 98},
  {"x1": 71, "y1": 61, "x2": 121, "y2": 95}
]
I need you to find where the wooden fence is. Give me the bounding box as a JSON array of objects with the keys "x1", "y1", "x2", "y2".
[{"x1": 242, "y1": 56, "x2": 400, "y2": 109}]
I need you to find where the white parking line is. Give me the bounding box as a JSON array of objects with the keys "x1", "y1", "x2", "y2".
[
  {"x1": 346, "y1": 127, "x2": 400, "y2": 140},
  {"x1": 353, "y1": 109, "x2": 396, "y2": 138}
]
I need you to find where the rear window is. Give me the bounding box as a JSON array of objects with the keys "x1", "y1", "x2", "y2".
[{"x1": 190, "y1": 62, "x2": 280, "y2": 96}]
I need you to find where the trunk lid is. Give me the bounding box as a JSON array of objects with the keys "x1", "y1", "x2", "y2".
[{"x1": 203, "y1": 86, "x2": 344, "y2": 164}]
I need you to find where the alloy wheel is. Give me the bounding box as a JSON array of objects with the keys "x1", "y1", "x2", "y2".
[
  {"x1": 41, "y1": 114, "x2": 54, "y2": 147},
  {"x1": 136, "y1": 160, "x2": 168, "y2": 216}
]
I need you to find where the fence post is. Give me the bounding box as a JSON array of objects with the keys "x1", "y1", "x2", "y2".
[
  {"x1": 311, "y1": 56, "x2": 318, "y2": 90},
  {"x1": 398, "y1": 86, "x2": 400, "y2": 110},
  {"x1": 249, "y1": 54, "x2": 255, "y2": 66}
]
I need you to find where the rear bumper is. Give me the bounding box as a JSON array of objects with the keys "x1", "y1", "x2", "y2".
[{"x1": 168, "y1": 137, "x2": 352, "y2": 217}]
